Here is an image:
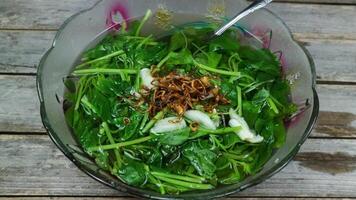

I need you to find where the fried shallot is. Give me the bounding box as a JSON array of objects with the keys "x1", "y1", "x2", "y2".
[{"x1": 143, "y1": 72, "x2": 229, "y2": 116}]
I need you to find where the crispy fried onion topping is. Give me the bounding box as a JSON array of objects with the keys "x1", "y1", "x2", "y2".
[{"x1": 142, "y1": 72, "x2": 229, "y2": 116}]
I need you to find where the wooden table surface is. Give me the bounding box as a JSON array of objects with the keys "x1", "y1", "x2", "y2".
[{"x1": 1, "y1": 0, "x2": 356, "y2": 199}]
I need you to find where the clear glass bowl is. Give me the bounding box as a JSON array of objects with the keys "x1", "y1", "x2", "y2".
[{"x1": 37, "y1": 0, "x2": 319, "y2": 199}]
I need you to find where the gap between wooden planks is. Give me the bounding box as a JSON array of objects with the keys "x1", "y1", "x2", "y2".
[{"x1": 1, "y1": 135, "x2": 356, "y2": 197}]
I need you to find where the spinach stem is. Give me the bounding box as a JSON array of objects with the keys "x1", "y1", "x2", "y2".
[
  {"x1": 135, "y1": 9, "x2": 152, "y2": 36},
  {"x1": 137, "y1": 35, "x2": 155, "y2": 49},
  {"x1": 224, "y1": 152, "x2": 249, "y2": 161},
  {"x1": 147, "y1": 174, "x2": 166, "y2": 194},
  {"x1": 76, "y1": 50, "x2": 124, "y2": 68},
  {"x1": 102, "y1": 122, "x2": 122, "y2": 167},
  {"x1": 203, "y1": 127, "x2": 241, "y2": 134},
  {"x1": 151, "y1": 171, "x2": 204, "y2": 184},
  {"x1": 156, "y1": 53, "x2": 171, "y2": 71},
  {"x1": 193, "y1": 60, "x2": 241, "y2": 76},
  {"x1": 237, "y1": 86, "x2": 242, "y2": 116},
  {"x1": 88, "y1": 135, "x2": 153, "y2": 152},
  {"x1": 190, "y1": 126, "x2": 241, "y2": 139},
  {"x1": 269, "y1": 95, "x2": 284, "y2": 109},
  {"x1": 89, "y1": 126, "x2": 241, "y2": 152},
  {"x1": 134, "y1": 68, "x2": 141, "y2": 92},
  {"x1": 244, "y1": 79, "x2": 274, "y2": 94},
  {"x1": 228, "y1": 53, "x2": 241, "y2": 71},
  {"x1": 139, "y1": 112, "x2": 149, "y2": 130},
  {"x1": 74, "y1": 79, "x2": 86, "y2": 110},
  {"x1": 267, "y1": 97, "x2": 279, "y2": 114},
  {"x1": 141, "y1": 109, "x2": 167, "y2": 133},
  {"x1": 159, "y1": 183, "x2": 190, "y2": 192},
  {"x1": 80, "y1": 95, "x2": 96, "y2": 113},
  {"x1": 210, "y1": 134, "x2": 227, "y2": 151},
  {"x1": 74, "y1": 76, "x2": 95, "y2": 110},
  {"x1": 182, "y1": 172, "x2": 206, "y2": 182},
  {"x1": 73, "y1": 68, "x2": 138, "y2": 76},
  {"x1": 152, "y1": 175, "x2": 214, "y2": 190}
]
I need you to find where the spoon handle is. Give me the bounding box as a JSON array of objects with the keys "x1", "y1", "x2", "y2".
[{"x1": 214, "y1": 0, "x2": 273, "y2": 36}]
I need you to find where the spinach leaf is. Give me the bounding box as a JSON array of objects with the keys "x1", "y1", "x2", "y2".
[
  {"x1": 182, "y1": 142, "x2": 217, "y2": 178},
  {"x1": 273, "y1": 120, "x2": 286, "y2": 148},
  {"x1": 242, "y1": 101, "x2": 261, "y2": 127},
  {"x1": 222, "y1": 133, "x2": 241, "y2": 149},
  {"x1": 195, "y1": 52, "x2": 222, "y2": 68},
  {"x1": 155, "y1": 128, "x2": 191, "y2": 146},
  {"x1": 219, "y1": 81, "x2": 237, "y2": 105},
  {"x1": 209, "y1": 30, "x2": 239, "y2": 52},
  {"x1": 117, "y1": 158, "x2": 148, "y2": 186},
  {"x1": 122, "y1": 111, "x2": 144, "y2": 141},
  {"x1": 80, "y1": 91, "x2": 115, "y2": 122},
  {"x1": 166, "y1": 49, "x2": 194, "y2": 66},
  {"x1": 169, "y1": 31, "x2": 187, "y2": 51},
  {"x1": 219, "y1": 171, "x2": 242, "y2": 184},
  {"x1": 93, "y1": 150, "x2": 110, "y2": 170}
]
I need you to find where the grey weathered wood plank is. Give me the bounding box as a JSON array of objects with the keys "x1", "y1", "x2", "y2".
[
  {"x1": 0, "y1": 75, "x2": 42, "y2": 132},
  {"x1": 270, "y1": 3, "x2": 356, "y2": 40},
  {"x1": 0, "y1": 31, "x2": 55, "y2": 74},
  {"x1": 2, "y1": 31, "x2": 356, "y2": 84},
  {"x1": 314, "y1": 84, "x2": 356, "y2": 138},
  {"x1": 0, "y1": 1, "x2": 356, "y2": 40},
  {"x1": 303, "y1": 38, "x2": 356, "y2": 82},
  {"x1": 1, "y1": 75, "x2": 356, "y2": 138},
  {"x1": 1, "y1": 135, "x2": 356, "y2": 197},
  {"x1": 0, "y1": 0, "x2": 98, "y2": 30}
]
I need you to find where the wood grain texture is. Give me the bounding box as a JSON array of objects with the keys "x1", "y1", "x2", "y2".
[
  {"x1": 0, "y1": 31, "x2": 55, "y2": 74},
  {"x1": 0, "y1": 75, "x2": 42, "y2": 132},
  {"x1": 303, "y1": 39, "x2": 356, "y2": 82},
  {"x1": 0, "y1": 1, "x2": 355, "y2": 40},
  {"x1": 1, "y1": 75, "x2": 355, "y2": 137},
  {"x1": 1, "y1": 135, "x2": 356, "y2": 197},
  {"x1": 314, "y1": 84, "x2": 356, "y2": 138},
  {"x1": 0, "y1": 0, "x2": 98, "y2": 30},
  {"x1": 269, "y1": 4, "x2": 356, "y2": 40}
]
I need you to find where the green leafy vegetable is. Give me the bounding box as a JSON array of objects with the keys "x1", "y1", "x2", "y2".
[
  {"x1": 155, "y1": 128, "x2": 191, "y2": 146},
  {"x1": 182, "y1": 142, "x2": 217, "y2": 179}
]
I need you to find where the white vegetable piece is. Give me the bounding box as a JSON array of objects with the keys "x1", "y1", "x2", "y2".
[
  {"x1": 212, "y1": 109, "x2": 220, "y2": 128},
  {"x1": 184, "y1": 110, "x2": 217, "y2": 130},
  {"x1": 129, "y1": 88, "x2": 141, "y2": 98},
  {"x1": 150, "y1": 117, "x2": 187, "y2": 134},
  {"x1": 140, "y1": 68, "x2": 155, "y2": 89},
  {"x1": 228, "y1": 108, "x2": 263, "y2": 143}
]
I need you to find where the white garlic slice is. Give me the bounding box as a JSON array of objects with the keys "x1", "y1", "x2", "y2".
[
  {"x1": 184, "y1": 110, "x2": 217, "y2": 130},
  {"x1": 150, "y1": 117, "x2": 187, "y2": 134},
  {"x1": 229, "y1": 108, "x2": 263, "y2": 143}
]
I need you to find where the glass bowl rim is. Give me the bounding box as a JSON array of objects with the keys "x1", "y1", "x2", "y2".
[{"x1": 36, "y1": 1, "x2": 320, "y2": 199}]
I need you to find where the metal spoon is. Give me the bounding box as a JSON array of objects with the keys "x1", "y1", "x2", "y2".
[{"x1": 214, "y1": 0, "x2": 273, "y2": 37}]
